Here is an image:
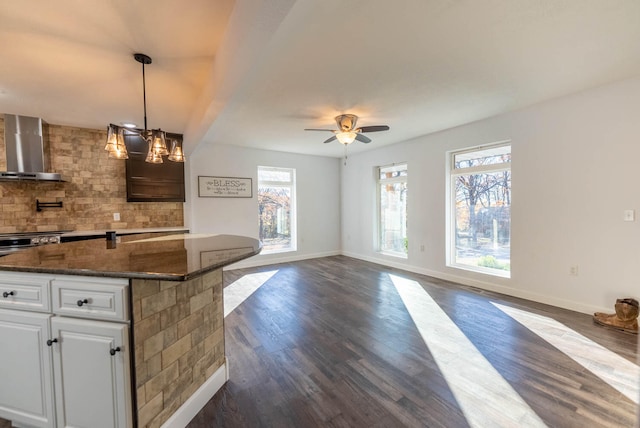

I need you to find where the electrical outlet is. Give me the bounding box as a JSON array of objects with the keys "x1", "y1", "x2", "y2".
[
  {"x1": 623, "y1": 209, "x2": 635, "y2": 222},
  {"x1": 420, "y1": 244, "x2": 425, "y2": 252},
  {"x1": 569, "y1": 265, "x2": 579, "y2": 276},
  {"x1": 113, "y1": 212, "x2": 120, "y2": 221}
]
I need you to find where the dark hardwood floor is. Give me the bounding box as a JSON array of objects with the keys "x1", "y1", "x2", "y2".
[
  {"x1": 1, "y1": 256, "x2": 636, "y2": 427},
  {"x1": 187, "y1": 256, "x2": 639, "y2": 428}
]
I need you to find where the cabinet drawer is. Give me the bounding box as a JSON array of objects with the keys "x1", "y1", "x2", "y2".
[
  {"x1": 0, "y1": 272, "x2": 51, "y2": 313},
  {"x1": 52, "y1": 278, "x2": 129, "y2": 322}
]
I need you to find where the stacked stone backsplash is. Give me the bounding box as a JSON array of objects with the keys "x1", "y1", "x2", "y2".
[{"x1": 0, "y1": 118, "x2": 183, "y2": 233}]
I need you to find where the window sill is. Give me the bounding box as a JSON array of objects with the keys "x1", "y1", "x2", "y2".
[
  {"x1": 448, "y1": 263, "x2": 511, "y2": 279},
  {"x1": 260, "y1": 248, "x2": 297, "y2": 256},
  {"x1": 379, "y1": 251, "x2": 408, "y2": 259}
]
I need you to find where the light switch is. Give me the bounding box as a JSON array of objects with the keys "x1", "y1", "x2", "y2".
[{"x1": 623, "y1": 210, "x2": 635, "y2": 222}]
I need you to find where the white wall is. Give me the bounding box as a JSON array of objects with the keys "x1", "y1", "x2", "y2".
[
  {"x1": 186, "y1": 144, "x2": 341, "y2": 267},
  {"x1": 341, "y1": 76, "x2": 640, "y2": 314}
]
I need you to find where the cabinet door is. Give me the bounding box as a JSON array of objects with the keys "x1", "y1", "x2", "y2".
[
  {"x1": 124, "y1": 132, "x2": 185, "y2": 202},
  {"x1": 51, "y1": 317, "x2": 132, "y2": 428},
  {"x1": 0, "y1": 309, "x2": 55, "y2": 428}
]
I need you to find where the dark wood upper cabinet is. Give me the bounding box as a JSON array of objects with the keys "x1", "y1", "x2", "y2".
[{"x1": 124, "y1": 131, "x2": 185, "y2": 202}]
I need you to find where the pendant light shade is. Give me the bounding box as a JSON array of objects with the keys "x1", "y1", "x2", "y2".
[
  {"x1": 168, "y1": 139, "x2": 185, "y2": 162},
  {"x1": 105, "y1": 124, "x2": 128, "y2": 159},
  {"x1": 150, "y1": 129, "x2": 169, "y2": 156},
  {"x1": 105, "y1": 53, "x2": 184, "y2": 163},
  {"x1": 145, "y1": 140, "x2": 164, "y2": 163}
]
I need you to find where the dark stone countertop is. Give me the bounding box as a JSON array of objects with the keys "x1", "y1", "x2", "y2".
[
  {"x1": 60, "y1": 227, "x2": 189, "y2": 239},
  {"x1": 0, "y1": 233, "x2": 261, "y2": 281}
]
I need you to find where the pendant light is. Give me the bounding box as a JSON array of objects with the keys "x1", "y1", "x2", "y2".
[
  {"x1": 105, "y1": 53, "x2": 185, "y2": 163},
  {"x1": 135, "y1": 53, "x2": 168, "y2": 163},
  {"x1": 167, "y1": 138, "x2": 185, "y2": 162},
  {"x1": 145, "y1": 140, "x2": 164, "y2": 163},
  {"x1": 104, "y1": 124, "x2": 128, "y2": 159}
]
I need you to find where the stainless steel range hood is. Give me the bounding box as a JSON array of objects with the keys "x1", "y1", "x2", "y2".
[{"x1": 1, "y1": 114, "x2": 63, "y2": 182}]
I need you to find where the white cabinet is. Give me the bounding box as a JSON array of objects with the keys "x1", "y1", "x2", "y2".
[
  {"x1": 51, "y1": 278, "x2": 128, "y2": 322},
  {"x1": 0, "y1": 272, "x2": 50, "y2": 313},
  {"x1": 0, "y1": 309, "x2": 55, "y2": 428},
  {"x1": 51, "y1": 317, "x2": 132, "y2": 428},
  {"x1": 0, "y1": 272, "x2": 131, "y2": 428}
]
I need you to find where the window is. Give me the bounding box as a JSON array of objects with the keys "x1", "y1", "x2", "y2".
[
  {"x1": 378, "y1": 163, "x2": 408, "y2": 257},
  {"x1": 449, "y1": 143, "x2": 511, "y2": 276},
  {"x1": 258, "y1": 166, "x2": 296, "y2": 254}
]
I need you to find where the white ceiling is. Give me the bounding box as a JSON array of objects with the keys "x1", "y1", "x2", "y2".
[{"x1": 1, "y1": 0, "x2": 639, "y2": 159}]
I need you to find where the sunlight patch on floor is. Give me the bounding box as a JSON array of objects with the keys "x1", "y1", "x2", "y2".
[
  {"x1": 493, "y1": 302, "x2": 639, "y2": 404},
  {"x1": 224, "y1": 270, "x2": 278, "y2": 317},
  {"x1": 389, "y1": 274, "x2": 547, "y2": 427}
]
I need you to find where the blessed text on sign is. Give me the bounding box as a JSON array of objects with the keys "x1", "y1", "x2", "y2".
[{"x1": 198, "y1": 176, "x2": 253, "y2": 198}]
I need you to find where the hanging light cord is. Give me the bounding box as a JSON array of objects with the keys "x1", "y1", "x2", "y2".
[
  {"x1": 344, "y1": 144, "x2": 348, "y2": 166},
  {"x1": 134, "y1": 53, "x2": 152, "y2": 133},
  {"x1": 141, "y1": 60, "x2": 148, "y2": 133}
]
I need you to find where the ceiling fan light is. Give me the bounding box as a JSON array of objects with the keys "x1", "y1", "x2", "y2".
[
  {"x1": 336, "y1": 131, "x2": 357, "y2": 145},
  {"x1": 167, "y1": 139, "x2": 185, "y2": 162}
]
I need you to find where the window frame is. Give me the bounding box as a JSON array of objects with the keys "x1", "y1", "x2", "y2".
[
  {"x1": 377, "y1": 162, "x2": 408, "y2": 259},
  {"x1": 447, "y1": 142, "x2": 511, "y2": 278},
  {"x1": 257, "y1": 166, "x2": 297, "y2": 255}
]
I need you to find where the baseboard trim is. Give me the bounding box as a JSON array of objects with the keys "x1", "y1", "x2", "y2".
[
  {"x1": 223, "y1": 247, "x2": 610, "y2": 315},
  {"x1": 341, "y1": 251, "x2": 609, "y2": 315},
  {"x1": 161, "y1": 359, "x2": 228, "y2": 428}
]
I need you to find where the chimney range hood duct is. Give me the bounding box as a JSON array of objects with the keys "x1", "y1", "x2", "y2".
[{"x1": 1, "y1": 114, "x2": 63, "y2": 181}]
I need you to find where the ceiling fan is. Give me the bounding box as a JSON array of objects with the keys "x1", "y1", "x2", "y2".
[{"x1": 305, "y1": 114, "x2": 390, "y2": 145}]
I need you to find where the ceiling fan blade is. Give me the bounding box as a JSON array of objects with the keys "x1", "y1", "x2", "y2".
[
  {"x1": 355, "y1": 133, "x2": 372, "y2": 144},
  {"x1": 304, "y1": 128, "x2": 335, "y2": 132},
  {"x1": 323, "y1": 135, "x2": 337, "y2": 144},
  {"x1": 358, "y1": 125, "x2": 390, "y2": 133}
]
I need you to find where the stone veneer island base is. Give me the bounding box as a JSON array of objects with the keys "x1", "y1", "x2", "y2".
[
  {"x1": 132, "y1": 270, "x2": 225, "y2": 428},
  {"x1": 0, "y1": 233, "x2": 261, "y2": 428}
]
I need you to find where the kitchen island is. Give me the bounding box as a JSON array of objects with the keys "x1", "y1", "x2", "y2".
[{"x1": 0, "y1": 233, "x2": 261, "y2": 428}]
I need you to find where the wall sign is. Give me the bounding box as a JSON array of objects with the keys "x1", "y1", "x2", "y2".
[{"x1": 198, "y1": 176, "x2": 253, "y2": 198}]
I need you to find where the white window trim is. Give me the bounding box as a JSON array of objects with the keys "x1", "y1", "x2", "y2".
[
  {"x1": 447, "y1": 143, "x2": 511, "y2": 278},
  {"x1": 257, "y1": 166, "x2": 297, "y2": 255},
  {"x1": 377, "y1": 163, "x2": 408, "y2": 259},
  {"x1": 451, "y1": 162, "x2": 511, "y2": 176}
]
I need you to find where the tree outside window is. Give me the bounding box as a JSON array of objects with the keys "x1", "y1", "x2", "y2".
[
  {"x1": 378, "y1": 163, "x2": 408, "y2": 257},
  {"x1": 258, "y1": 166, "x2": 296, "y2": 253},
  {"x1": 450, "y1": 144, "x2": 511, "y2": 276}
]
